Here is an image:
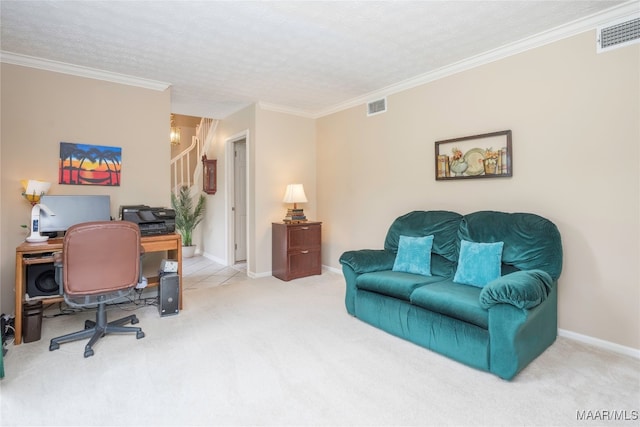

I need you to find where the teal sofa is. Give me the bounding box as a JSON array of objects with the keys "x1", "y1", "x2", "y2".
[{"x1": 339, "y1": 210, "x2": 562, "y2": 380}]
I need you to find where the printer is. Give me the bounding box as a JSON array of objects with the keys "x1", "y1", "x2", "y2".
[{"x1": 119, "y1": 205, "x2": 176, "y2": 236}]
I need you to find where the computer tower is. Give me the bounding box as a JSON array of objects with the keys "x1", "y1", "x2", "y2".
[
  {"x1": 26, "y1": 263, "x2": 61, "y2": 297},
  {"x1": 158, "y1": 273, "x2": 179, "y2": 317}
]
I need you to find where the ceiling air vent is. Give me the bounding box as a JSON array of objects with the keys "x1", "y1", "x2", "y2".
[
  {"x1": 597, "y1": 15, "x2": 640, "y2": 53},
  {"x1": 367, "y1": 98, "x2": 387, "y2": 116}
]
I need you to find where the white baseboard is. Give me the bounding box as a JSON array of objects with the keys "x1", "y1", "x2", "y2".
[
  {"x1": 200, "y1": 252, "x2": 269, "y2": 278},
  {"x1": 245, "y1": 263, "x2": 640, "y2": 359},
  {"x1": 200, "y1": 252, "x2": 225, "y2": 265},
  {"x1": 251, "y1": 271, "x2": 272, "y2": 279},
  {"x1": 323, "y1": 265, "x2": 341, "y2": 274},
  {"x1": 558, "y1": 329, "x2": 639, "y2": 359},
  {"x1": 262, "y1": 265, "x2": 640, "y2": 359}
]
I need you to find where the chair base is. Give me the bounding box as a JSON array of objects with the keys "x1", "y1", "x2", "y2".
[{"x1": 49, "y1": 302, "x2": 144, "y2": 357}]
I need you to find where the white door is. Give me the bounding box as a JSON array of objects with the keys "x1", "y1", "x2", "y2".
[{"x1": 233, "y1": 140, "x2": 247, "y2": 262}]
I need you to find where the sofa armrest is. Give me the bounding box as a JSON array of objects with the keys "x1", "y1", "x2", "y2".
[
  {"x1": 340, "y1": 249, "x2": 395, "y2": 316},
  {"x1": 486, "y1": 285, "x2": 558, "y2": 379},
  {"x1": 339, "y1": 250, "x2": 396, "y2": 274},
  {"x1": 479, "y1": 269, "x2": 553, "y2": 310}
]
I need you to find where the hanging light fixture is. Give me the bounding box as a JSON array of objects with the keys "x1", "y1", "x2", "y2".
[{"x1": 170, "y1": 114, "x2": 181, "y2": 145}]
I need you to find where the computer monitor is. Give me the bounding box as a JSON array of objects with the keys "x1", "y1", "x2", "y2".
[{"x1": 39, "y1": 195, "x2": 111, "y2": 234}]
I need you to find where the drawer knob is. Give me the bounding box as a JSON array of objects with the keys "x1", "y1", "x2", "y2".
[
  {"x1": 300, "y1": 250, "x2": 309, "y2": 254},
  {"x1": 301, "y1": 227, "x2": 309, "y2": 230}
]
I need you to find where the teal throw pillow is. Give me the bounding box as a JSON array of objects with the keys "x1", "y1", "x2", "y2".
[
  {"x1": 392, "y1": 235, "x2": 434, "y2": 276},
  {"x1": 453, "y1": 240, "x2": 504, "y2": 287}
]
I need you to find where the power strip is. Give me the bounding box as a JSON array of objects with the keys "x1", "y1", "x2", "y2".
[
  {"x1": 160, "y1": 259, "x2": 178, "y2": 273},
  {"x1": 1, "y1": 313, "x2": 16, "y2": 345}
]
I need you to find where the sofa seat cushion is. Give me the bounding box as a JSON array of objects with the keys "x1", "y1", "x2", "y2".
[
  {"x1": 356, "y1": 271, "x2": 445, "y2": 301},
  {"x1": 410, "y1": 281, "x2": 488, "y2": 329}
]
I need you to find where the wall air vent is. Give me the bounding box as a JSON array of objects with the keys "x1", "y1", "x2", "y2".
[
  {"x1": 597, "y1": 15, "x2": 640, "y2": 53},
  {"x1": 367, "y1": 98, "x2": 387, "y2": 116}
]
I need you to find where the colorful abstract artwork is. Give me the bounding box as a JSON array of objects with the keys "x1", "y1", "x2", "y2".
[{"x1": 59, "y1": 142, "x2": 122, "y2": 186}]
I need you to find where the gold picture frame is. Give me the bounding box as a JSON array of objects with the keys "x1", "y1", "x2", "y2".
[{"x1": 435, "y1": 130, "x2": 512, "y2": 181}]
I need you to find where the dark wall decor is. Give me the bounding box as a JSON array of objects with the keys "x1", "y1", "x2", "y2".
[
  {"x1": 435, "y1": 130, "x2": 512, "y2": 181},
  {"x1": 202, "y1": 155, "x2": 217, "y2": 195}
]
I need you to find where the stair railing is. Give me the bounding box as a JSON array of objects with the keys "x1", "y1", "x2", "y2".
[{"x1": 171, "y1": 117, "x2": 217, "y2": 194}]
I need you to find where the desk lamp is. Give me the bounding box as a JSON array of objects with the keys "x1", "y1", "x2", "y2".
[
  {"x1": 21, "y1": 180, "x2": 54, "y2": 243},
  {"x1": 21, "y1": 180, "x2": 51, "y2": 205},
  {"x1": 282, "y1": 184, "x2": 308, "y2": 223}
]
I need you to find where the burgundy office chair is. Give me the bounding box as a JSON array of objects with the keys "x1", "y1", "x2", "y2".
[{"x1": 49, "y1": 221, "x2": 145, "y2": 357}]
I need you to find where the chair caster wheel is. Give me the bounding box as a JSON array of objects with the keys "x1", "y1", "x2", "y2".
[
  {"x1": 49, "y1": 342, "x2": 60, "y2": 351},
  {"x1": 84, "y1": 348, "x2": 94, "y2": 358},
  {"x1": 131, "y1": 317, "x2": 139, "y2": 325},
  {"x1": 84, "y1": 320, "x2": 95, "y2": 329},
  {"x1": 136, "y1": 331, "x2": 145, "y2": 339}
]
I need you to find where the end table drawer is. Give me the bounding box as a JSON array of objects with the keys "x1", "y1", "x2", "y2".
[
  {"x1": 286, "y1": 248, "x2": 321, "y2": 280},
  {"x1": 288, "y1": 224, "x2": 321, "y2": 250}
]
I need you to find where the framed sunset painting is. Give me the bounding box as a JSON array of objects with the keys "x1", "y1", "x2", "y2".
[{"x1": 59, "y1": 142, "x2": 122, "y2": 186}]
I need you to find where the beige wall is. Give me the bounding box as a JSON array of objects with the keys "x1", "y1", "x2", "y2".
[
  {"x1": 255, "y1": 107, "x2": 317, "y2": 274},
  {"x1": 203, "y1": 104, "x2": 256, "y2": 269},
  {"x1": 317, "y1": 31, "x2": 640, "y2": 350},
  {"x1": 0, "y1": 64, "x2": 171, "y2": 314},
  {"x1": 1, "y1": 28, "x2": 636, "y2": 352},
  {"x1": 203, "y1": 105, "x2": 316, "y2": 276}
]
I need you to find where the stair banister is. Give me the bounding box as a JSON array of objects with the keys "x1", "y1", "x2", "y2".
[{"x1": 170, "y1": 117, "x2": 217, "y2": 194}]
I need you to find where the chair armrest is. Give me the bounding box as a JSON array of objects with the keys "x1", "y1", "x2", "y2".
[
  {"x1": 479, "y1": 269, "x2": 554, "y2": 309},
  {"x1": 53, "y1": 251, "x2": 63, "y2": 288},
  {"x1": 339, "y1": 249, "x2": 396, "y2": 274}
]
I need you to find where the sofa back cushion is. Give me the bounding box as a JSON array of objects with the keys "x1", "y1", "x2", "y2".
[
  {"x1": 385, "y1": 211, "x2": 462, "y2": 277},
  {"x1": 458, "y1": 211, "x2": 563, "y2": 281}
]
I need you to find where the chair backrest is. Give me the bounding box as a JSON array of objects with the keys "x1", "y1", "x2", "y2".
[{"x1": 62, "y1": 221, "x2": 141, "y2": 297}]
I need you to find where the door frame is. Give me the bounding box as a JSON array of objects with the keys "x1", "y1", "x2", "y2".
[{"x1": 225, "y1": 130, "x2": 251, "y2": 269}]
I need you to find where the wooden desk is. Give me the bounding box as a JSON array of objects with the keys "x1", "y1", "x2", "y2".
[{"x1": 14, "y1": 233, "x2": 182, "y2": 345}]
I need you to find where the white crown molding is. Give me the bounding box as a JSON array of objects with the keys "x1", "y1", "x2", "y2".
[
  {"x1": 313, "y1": 0, "x2": 640, "y2": 119},
  {"x1": 1, "y1": 1, "x2": 636, "y2": 115},
  {"x1": 0, "y1": 51, "x2": 171, "y2": 92},
  {"x1": 257, "y1": 101, "x2": 316, "y2": 119}
]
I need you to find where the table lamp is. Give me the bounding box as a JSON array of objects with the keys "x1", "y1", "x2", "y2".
[
  {"x1": 21, "y1": 180, "x2": 54, "y2": 242},
  {"x1": 282, "y1": 184, "x2": 308, "y2": 223},
  {"x1": 21, "y1": 180, "x2": 51, "y2": 205}
]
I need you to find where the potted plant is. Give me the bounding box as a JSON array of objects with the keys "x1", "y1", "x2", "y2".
[{"x1": 171, "y1": 185, "x2": 206, "y2": 258}]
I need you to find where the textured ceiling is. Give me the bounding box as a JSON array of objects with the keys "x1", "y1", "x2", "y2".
[{"x1": 0, "y1": 1, "x2": 631, "y2": 118}]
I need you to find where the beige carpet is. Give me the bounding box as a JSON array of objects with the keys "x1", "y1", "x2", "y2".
[{"x1": 1, "y1": 257, "x2": 638, "y2": 426}]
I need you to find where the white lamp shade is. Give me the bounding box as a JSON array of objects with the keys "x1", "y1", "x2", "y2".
[
  {"x1": 282, "y1": 184, "x2": 308, "y2": 204},
  {"x1": 21, "y1": 180, "x2": 51, "y2": 203}
]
